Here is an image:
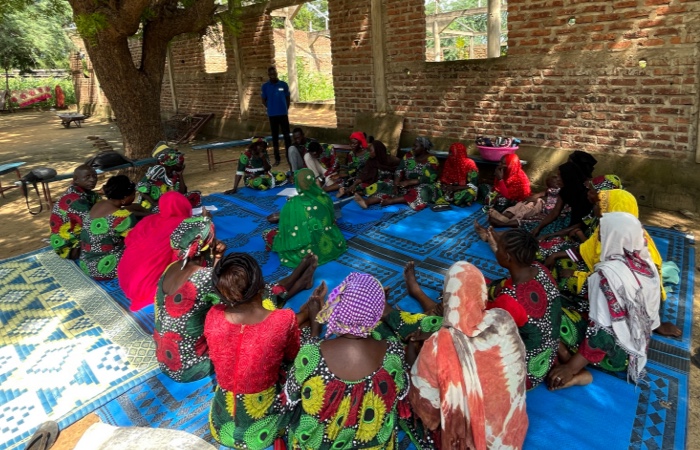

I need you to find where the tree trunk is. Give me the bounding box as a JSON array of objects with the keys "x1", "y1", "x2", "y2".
[{"x1": 83, "y1": 38, "x2": 166, "y2": 160}]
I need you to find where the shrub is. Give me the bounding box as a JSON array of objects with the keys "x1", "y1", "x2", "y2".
[{"x1": 280, "y1": 58, "x2": 334, "y2": 103}]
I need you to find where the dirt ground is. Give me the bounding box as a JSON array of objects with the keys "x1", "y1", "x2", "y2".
[{"x1": 0, "y1": 109, "x2": 697, "y2": 447}]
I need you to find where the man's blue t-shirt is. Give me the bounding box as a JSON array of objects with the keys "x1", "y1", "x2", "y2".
[{"x1": 261, "y1": 80, "x2": 289, "y2": 117}]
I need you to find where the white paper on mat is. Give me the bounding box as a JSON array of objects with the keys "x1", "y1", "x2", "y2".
[{"x1": 277, "y1": 187, "x2": 298, "y2": 197}]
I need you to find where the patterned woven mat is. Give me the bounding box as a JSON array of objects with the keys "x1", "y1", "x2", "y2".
[{"x1": 0, "y1": 249, "x2": 159, "y2": 450}]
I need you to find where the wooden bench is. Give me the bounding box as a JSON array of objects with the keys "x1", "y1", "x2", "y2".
[
  {"x1": 192, "y1": 134, "x2": 285, "y2": 171},
  {"x1": 0, "y1": 162, "x2": 26, "y2": 198},
  {"x1": 22, "y1": 157, "x2": 158, "y2": 205}
]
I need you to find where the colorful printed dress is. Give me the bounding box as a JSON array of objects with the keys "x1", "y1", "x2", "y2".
[
  {"x1": 153, "y1": 266, "x2": 219, "y2": 382},
  {"x1": 344, "y1": 150, "x2": 370, "y2": 181},
  {"x1": 236, "y1": 149, "x2": 287, "y2": 190},
  {"x1": 204, "y1": 307, "x2": 300, "y2": 450},
  {"x1": 437, "y1": 169, "x2": 478, "y2": 206},
  {"x1": 391, "y1": 152, "x2": 440, "y2": 211},
  {"x1": 79, "y1": 209, "x2": 137, "y2": 280},
  {"x1": 49, "y1": 185, "x2": 100, "y2": 258},
  {"x1": 284, "y1": 338, "x2": 410, "y2": 450},
  {"x1": 137, "y1": 167, "x2": 201, "y2": 211},
  {"x1": 487, "y1": 263, "x2": 562, "y2": 389},
  {"x1": 356, "y1": 167, "x2": 397, "y2": 199},
  {"x1": 373, "y1": 310, "x2": 443, "y2": 341},
  {"x1": 319, "y1": 144, "x2": 338, "y2": 178}
]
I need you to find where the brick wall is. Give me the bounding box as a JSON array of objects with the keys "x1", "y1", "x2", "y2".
[
  {"x1": 380, "y1": 0, "x2": 699, "y2": 161},
  {"x1": 272, "y1": 29, "x2": 333, "y2": 74},
  {"x1": 71, "y1": 0, "x2": 699, "y2": 163}
]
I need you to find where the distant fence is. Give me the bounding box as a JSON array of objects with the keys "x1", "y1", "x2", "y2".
[{"x1": 5, "y1": 69, "x2": 70, "y2": 79}]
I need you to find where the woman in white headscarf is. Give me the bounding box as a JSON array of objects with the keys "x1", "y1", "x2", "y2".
[{"x1": 548, "y1": 212, "x2": 661, "y2": 389}]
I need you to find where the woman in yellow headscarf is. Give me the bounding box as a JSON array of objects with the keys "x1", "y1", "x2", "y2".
[{"x1": 546, "y1": 189, "x2": 681, "y2": 342}]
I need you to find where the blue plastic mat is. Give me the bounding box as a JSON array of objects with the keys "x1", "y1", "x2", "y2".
[{"x1": 89, "y1": 191, "x2": 692, "y2": 449}]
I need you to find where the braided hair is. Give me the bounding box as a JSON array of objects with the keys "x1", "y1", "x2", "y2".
[
  {"x1": 500, "y1": 229, "x2": 539, "y2": 266},
  {"x1": 103, "y1": 175, "x2": 135, "y2": 200},
  {"x1": 212, "y1": 253, "x2": 265, "y2": 306}
]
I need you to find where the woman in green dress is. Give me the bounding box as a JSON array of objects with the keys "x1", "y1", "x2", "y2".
[
  {"x1": 225, "y1": 137, "x2": 287, "y2": 194},
  {"x1": 264, "y1": 168, "x2": 347, "y2": 268}
]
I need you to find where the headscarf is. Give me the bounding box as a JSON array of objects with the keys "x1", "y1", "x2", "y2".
[
  {"x1": 580, "y1": 189, "x2": 662, "y2": 274},
  {"x1": 558, "y1": 161, "x2": 591, "y2": 226},
  {"x1": 349, "y1": 131, "x2": 367, "y2": 149},
  {"x1": 315, "y1": 272, "x2": 385, "y2": 338},
  {"x1": 153, "y1": 142, "x2": 185, "y2": 167},
  {"x1": 170, "y1": 216, "x2": 215, "y2": 266},
  {"x1": 118, "y1": 192, "x2": 193, "y2": 311},
  {"x1": 496, "y1": 153, "x2": 531, "y2": 201},
  {"x1": 587, "y1": 212, "x2": 660, "y2": 383},
  {"x1": 569, "y1": 150, "x2": 597, "y2": 179},
  {"x1": 440, "y1": 142, "x2": 478, "y2": 186},
  {"x1": 589, "y1": 174, "x2": 622, "y2": 192},
  {"x1": 415, "y1": 136, "x2": 433, "y2": 152},
  {"x1": 409, "y1": 262, "x2": 528, "y2": 450},
  {"x1": 272, "y1": 169, "x2": 347, "y2": 267},
  {"x1": 357, "y1": 140, "x2": 400, "y2": 185}
]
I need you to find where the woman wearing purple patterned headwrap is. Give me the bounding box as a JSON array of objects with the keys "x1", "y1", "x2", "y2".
[{"x1": 284, "y1": 273, "x2": 431, "y2": 449}]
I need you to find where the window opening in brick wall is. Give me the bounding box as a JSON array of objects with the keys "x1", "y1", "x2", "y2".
[
  {"x1": 271, "y1": 1, "x2": 336, "y2": 127},
  {"x1": 203, "y1": 24, "x2": 228, "y2": 74},
  {"x1": 425, "y1": 0, "x2": 508, "y2": 62}
]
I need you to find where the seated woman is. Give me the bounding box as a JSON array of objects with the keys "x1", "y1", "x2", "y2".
[
  {"x1": 80, "y1": 175, "x2": 148, "y2": 280},
  {"x1": 325, "y1": 131, "x2": 370, "y2": 193},
  {"x1": 118, "y1": 191, "x2": 192, "y2": 311},
  {"x1": 548, "y1": 212, "x2": 661, "y2": 389},
  {"x1": 487, "y1": 229, "x2": 563, "y2": 389},
  {"x1": 480, "y1": 154, "x2": 531, "y2": 213},
  {"x1": 153, "y1": 216, "x2": 225, "y2": 382},
  {"x1": 284, "y1": 273, "x2": 420, "y2": 449},
  {"x1": 304, "y1": 141, "x2": 338, "y2": 188},
  {"x1": 345, "y1": 139, "x2": 401, "y2": 208},
  {"x1": 205, "y1": 253, "x2": 317, "y2": 449},
  {"x1": 487, "y1": 172, "x2": 563, "y2": 228},
  {"x1": 224, "y1": 137, "x2": 287, "y2": 194},
  {"x1": 49, "y1": 164, "x2": 100, "y2": 260},
  {"x1": 357, "y1": 137, "x2": 439, "y2": 211},
  {"x1": 264, "y1": 168, "x2": 347, "y2": 268},
  {"x1": 409, "y1": 261, "x2": 528, "y2": 449},
  {"x1": 137, "y1": 143, "x2": 201, "y2": 211},
  {"x1": 437, "y1": 142, "x2": 478, "y2": 207}
]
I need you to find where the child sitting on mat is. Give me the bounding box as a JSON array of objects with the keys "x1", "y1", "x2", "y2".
[{"x1": 487, "y1": 172, "x2": 562, "y2": 228}]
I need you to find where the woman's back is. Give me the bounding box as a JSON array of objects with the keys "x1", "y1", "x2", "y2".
[
  {"x1": 286, "y1": 338, "x2": 408, "y2": 449},
  {"x1": 204, "y1": 306, "x2": 299, "y2": 393}
]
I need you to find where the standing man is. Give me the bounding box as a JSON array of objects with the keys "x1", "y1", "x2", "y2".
[{"x1": 261, "y1": 66, "x2": 292, "y2": 166}]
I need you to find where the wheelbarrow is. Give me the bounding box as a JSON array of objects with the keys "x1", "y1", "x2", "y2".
[{"x1": 58, "y1": 113, "x2": 87, "y2": 128}]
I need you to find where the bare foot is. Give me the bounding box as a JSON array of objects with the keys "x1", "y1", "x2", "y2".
[
  {"x1": 403, "y1": 261, "x2": 424, "y2": 299},
  {"x1": 336, "y1": 187, "x2": 346, "y2": 198},
  {"x1": 474, "y1": 220, "x2": 489, "y2": 242},
  {"x1": 655, "y1": 321, "x2": 682, "y2": 337},
  {"x1": 560, "y1": 369, "x2": 593, "y2": 389},
  {"x1": 299, "y1": 255, "x2": 319, "y2": 290},
  {"x1": 354, "y1": 193, "x2": 368, "y2": 209},
  {"x1": 486, "y1": 226, "x2": 498, "y2": 253}
]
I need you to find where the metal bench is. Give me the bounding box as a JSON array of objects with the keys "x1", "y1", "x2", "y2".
[
  {"x1": 0, "y1": 162, "x2": 26, "y2": 198},
  {"x1": 192, "y1": 135, "x2": 285, "y2": 171}
]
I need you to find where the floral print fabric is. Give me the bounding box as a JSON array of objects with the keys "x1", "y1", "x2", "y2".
[
  {"x1": 153, "y1": 266, "x2": 218, "y2": 382},
  {"x1": 392, "y1": 151, "x2": 440, "y2": 211},
  {"x1": 137, "y1": 166, "x2": 201, "y2": 211},
  {"x1": 487, "y1": 263, "x2": 562, "y2": 389},
  {"x1": 205, "y1": 307, "x2": 300, "y2": 449},
  {"x1": 49, "y1": 185, "x2": 100, "y2": 258},
  {"x1": 79, "y1": 209, "x2": 137, "y2": 280},
  {"x1": 284, "y1": 338, "x2": 410, "y2": 449}
]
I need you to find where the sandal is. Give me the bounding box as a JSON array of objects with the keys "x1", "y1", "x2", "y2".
[{"x1": 24, "y1": 421, "x2": 59, "y2": 450}]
